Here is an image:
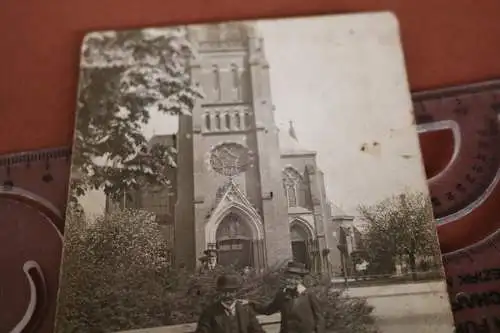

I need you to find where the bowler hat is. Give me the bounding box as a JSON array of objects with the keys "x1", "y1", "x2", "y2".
[
  {"x1": 285, "y1": 261, "x2": 309, "y2": 276},
  {"x1": 204, "y1": 249, "x2": 218, "y2": 257},
  {"x1": 216, "y1": 274, "x2": 241, "y2": 291}
]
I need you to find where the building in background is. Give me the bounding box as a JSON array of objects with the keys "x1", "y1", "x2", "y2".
[{"x1": 330, "y1": 205, "x2": 364, "y2": 277}]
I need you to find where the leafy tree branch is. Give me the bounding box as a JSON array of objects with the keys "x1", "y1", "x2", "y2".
[{"x1": 71, "y1": 28, "x2": 203, "y2": 203}]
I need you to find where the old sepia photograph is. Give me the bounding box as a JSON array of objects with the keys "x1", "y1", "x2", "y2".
[{"x1": 55, "y1": 12, "x2": 455, "y2": 333}]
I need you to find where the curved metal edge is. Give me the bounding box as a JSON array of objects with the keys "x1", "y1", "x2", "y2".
[
  {"x1": 0, "y1": 186, "x2": 64, "y2": 239},
  {"x1": 10, "y1": 261, "x2": 47, "y2": 333},
  {"x1": 443, "y1": 225, "x2": 500, "y2": 259},
  {"x1": 416, "y1": 120, "x2": 461, "y2": 183},
  {"x1": 412, "y1": 79, "x2": 500, "y2": 102},
  {"x1": 437, "y1": 166, "x2": 500, "y2": 225},
  {"x1": 417, "y1": 120, "x2": 500, "y2": 225}
]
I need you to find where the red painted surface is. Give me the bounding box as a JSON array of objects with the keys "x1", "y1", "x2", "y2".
[
  {"x1": 0, "y1": 199, "x2": 63, "y2": 333},
  {"x1": 1, "y1": 0, "x2": 500, "y2": 153},
  {"x1": 420, "y1": 130, "x2": 454, "y2": 179}
]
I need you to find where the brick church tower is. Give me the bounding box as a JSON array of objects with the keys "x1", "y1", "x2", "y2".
[{"x1": 174, "y1": 23, "x2": 293, "y2": 270}]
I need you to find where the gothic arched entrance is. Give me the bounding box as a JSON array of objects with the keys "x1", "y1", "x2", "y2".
[
  {"x1": 290, "y1": 221, "x2": 312, "y2": 269},
  {"x1": 215, "y1": 212, "x2": 253, "y2": 268}
]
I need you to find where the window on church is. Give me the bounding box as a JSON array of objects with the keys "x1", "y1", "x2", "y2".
[
  {"x1": 210, "y1": 143, "x2": 251, "y2": 177},
  {"x1": 285, "y1": 184, "x2": 297, "y2": 207},
  {"x1": 204, "y1": 113, "x2": 211, "y2": 131},
  {"x1": 282, "y1": 167, "x2": 302, "y2": 208},
  {"x1": 231, "y1": 64, "x2": 240, "y2": 100},
  {"x1": 225, "y1": 113, "x2": 231, "y2": 130},
  {"x1": 235, "y1": 113, "x2": 242, "y2": 129},
  {"x1": 244, "y1": 112, "x2": 251, "y2": 129},
  {"x1": 214, "y1": 113, "x2": 221, "y2": 130},
  {"x1": 212, "y1": 65, "x2": 221, "y2": 100}
]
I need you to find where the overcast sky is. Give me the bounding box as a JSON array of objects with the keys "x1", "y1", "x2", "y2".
[
  {"x1": 141, "y1": 12, "x2": 429, "y2": 216},
  {"x1": 80, "y1": 12, "x2": 429, "y2": 218}
]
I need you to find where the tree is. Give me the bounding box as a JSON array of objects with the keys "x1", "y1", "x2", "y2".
[
  {"x1": 71, "y1": 28, "x2": 203, "y2": 203},
  {"x1": 358, "y1": 191, "x2": 442, "y2": 279},
  {"x1": 55, "y1": 208, "x2": 176, "y2": 332}
]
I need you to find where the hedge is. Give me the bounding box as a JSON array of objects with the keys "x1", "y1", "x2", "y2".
[{"x1": 56, "y1": 209, "x2": 378, "y2": 333}]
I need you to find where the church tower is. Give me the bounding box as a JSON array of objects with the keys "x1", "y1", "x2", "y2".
[{"x1": 174, "y1": 23, "x2": 292, "y2": 270}]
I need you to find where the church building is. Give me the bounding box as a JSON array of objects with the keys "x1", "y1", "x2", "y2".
[
  {"x1": 107, "y1": 23, "x2": 355, "y2": 274},
  {"x1": 172, "y1": 22, "x2": 353, "y2": 273}
]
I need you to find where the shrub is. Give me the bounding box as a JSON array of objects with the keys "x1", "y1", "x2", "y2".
[
  {"x1": 168, "y1": 265, "x2": 379, "y2": 333},
  {"x1": 56, "y1": 208, "x2": 378, "y2": 333},
  {"x1": 55, "y1": 209, "x2": 175, "y2": 333}
]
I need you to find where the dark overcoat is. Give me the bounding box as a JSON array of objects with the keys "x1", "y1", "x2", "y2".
[
  {"x1": 195, "y1": 301, "x2": 265, "y2": 333},
  {"x1": 253, "y1": 290, "x2": 325, "y2": 333}
]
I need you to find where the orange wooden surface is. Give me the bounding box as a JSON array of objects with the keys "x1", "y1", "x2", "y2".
[
  {"x1": 1, "y1": 0, "x2": 500, "y2": 153},
  {"x1": 1, "y1": 0, "x2": 500, "y2": 254}
]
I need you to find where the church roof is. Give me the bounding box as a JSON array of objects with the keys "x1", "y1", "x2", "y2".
[
  {"x1": 148, "y1": 134, "x2": 176, "y2": 149},
  {"x1": 329, "y1": 202, "x2": 354, "y2": 220},
  {"x1": 278, "y1": 121, "x2": 316, "y2": 156}
]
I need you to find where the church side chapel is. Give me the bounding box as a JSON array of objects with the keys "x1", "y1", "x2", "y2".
[{"x1": 107, "y1": 22, "x2": 357, "y2": 275}]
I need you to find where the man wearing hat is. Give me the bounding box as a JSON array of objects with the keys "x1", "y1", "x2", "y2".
[
  {"x1": 198, "y1": 255, "x2": 209, "y2": 273},
  {"x1": 195, "y1": 274, "x2": 264, "y2": 333},
  {"x1": 205, "y1": 249, "x2": 218, "y2": 270},
  {"x1": 251, "y1": 262, "x2": 325, "y2": 333},
  {"x1": 198, "y1": 249, "x2": 219, "y2": 273}
]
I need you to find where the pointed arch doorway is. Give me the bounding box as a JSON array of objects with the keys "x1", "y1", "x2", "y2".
[
  {"x1": 290, "y1": 220, "x2": 313, "y2": 269},
  {"x1": 215, "y1": 212, "x2": 253, "y2": 269}
]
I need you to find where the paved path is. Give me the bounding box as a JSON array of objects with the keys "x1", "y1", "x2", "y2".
[{"x1": 346, "y1": 281, "x2": 455, "y2": 333}]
